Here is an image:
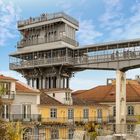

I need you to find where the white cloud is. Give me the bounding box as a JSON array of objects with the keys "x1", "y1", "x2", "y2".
[
  {"x1": 77, "y1": 19, "x2": 102, "y2": 45},
  {"x1": 100, "y1": 0, "x2": 122, "y2": 29},
  {"x1": 0, "y1": 0, "x2": 21, "y2": 46},
  {"x1": 56, "y1": 0, "x2": 73, "y2": 14},
  {"x1": 98, "y1": 0, "x2": 140, "y2": 41}
]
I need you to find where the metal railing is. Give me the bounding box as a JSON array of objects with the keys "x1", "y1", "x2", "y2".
[
  {"x1": 10, "y1": 56, "x2": 74, "y2": 69},
  {"x1": 10, "y1": 50, "x2": 140, "y2": 70},
  {"x1": 2, "y1": 114, "x2": 41, "y2": 122},
  {"x1": 1, "y1": 91, "x2": 15, "y2": 100},
  {"x1": 108, "y1": 115, "x2": 140, "y2": 123},
  {"x1": 18, "y1": 12, "x2": 79, "y2": 27},
  {"x1": 17, "y1": 35, "x2": 78, "y2": 48},
  {"x1": 41, "y1": 117, "x2": 110, "y2": 124}
]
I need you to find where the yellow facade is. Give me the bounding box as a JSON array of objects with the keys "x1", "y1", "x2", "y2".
[{"x1": 39, "y1": 105, "x2": 109, "y2": 139}]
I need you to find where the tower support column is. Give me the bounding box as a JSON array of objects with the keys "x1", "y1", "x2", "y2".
[
  {"x1": 34, "y1": 79, "x2": 37, "y2": 89},
  {"x1": 116, "y1": 70, "x2": 126, "y2": 133}
]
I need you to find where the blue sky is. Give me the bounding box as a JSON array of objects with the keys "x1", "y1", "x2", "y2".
[{"x1": 1, "y1": 0, "x2": 140, "y2": 90}]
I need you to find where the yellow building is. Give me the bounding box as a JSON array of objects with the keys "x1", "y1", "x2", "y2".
[
  {"x1": 38, "y1": 90, "x2": 109, "y2": 139},
  {"x1": 73, "y1": 78, "x2": 140, "y2": 134}
]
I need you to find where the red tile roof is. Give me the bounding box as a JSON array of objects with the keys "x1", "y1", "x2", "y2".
[
  {"x1": 73, "y1": 83, "x2": 140, "y2": 102},
  {"x1": 16, "y1": 81, "x2": 40, "y2": 93},
  {"x1": 0, "y1": 75, "x2": 17, "y2": 81},
  {"x1": 40, "y1": 93, "x2": 63, "y2": 106}
]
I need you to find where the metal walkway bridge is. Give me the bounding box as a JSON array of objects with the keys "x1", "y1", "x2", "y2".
[{"x1": 10, "y1": 38, "x2": 140, "y2": 71}]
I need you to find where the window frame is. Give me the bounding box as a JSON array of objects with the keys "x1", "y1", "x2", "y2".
[
  {"x1": 50, "y1": 108, "x2": 57, "y2": 119},
  {"x1": 83, "y1": 108, "x2": 89, "y2": 119},
  {"x1": 68, "y1": 108, "x2": 74, "y2": 120}
]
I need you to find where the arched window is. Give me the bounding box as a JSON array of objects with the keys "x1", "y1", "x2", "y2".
[{"x1": 127, "y1": 106, "x2": 134, "y2": 115}]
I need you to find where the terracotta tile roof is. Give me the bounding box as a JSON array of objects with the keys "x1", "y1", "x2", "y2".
[
  {"x1": 16, "y1": 81, "x2": 40, "y2": 93},
  {"x1": 40, "y1": 93, "x2": 63, "y2": 106},
  {"x1": 73, "y1": 83, "x2": 140, "y2": 102},
  {"x1": 0, "y1": 74, "x2": 17, "y2": 81},
  {"x1": 72, "y1": 90, "x2": 87, "y2": 95}
]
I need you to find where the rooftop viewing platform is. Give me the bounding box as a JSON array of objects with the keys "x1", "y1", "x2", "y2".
[{"x1": 17, "y1": 12, "x2": 79, "y2": 28}]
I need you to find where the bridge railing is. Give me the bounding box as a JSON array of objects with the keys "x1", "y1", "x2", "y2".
[
  {"x1": 9, "y1": 50, "x2": 140, "y2": 70},
  {"x1": 74, "y1": 50, "x2": 140, "y2": 65}
]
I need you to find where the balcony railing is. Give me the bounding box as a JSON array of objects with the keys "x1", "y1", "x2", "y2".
[
  {"x1": 41, "y1": 117, "x2": 110, "y2": 125},
  {"x1": 108, "y1": 115, "x2": 140, "y2": 123},
  {"x1": 2, "y1": 114, "x2": 41, "y2": 122},
  {"x1": 10, "y1": 50, "x2": 140, "y2": 70},
  {"x1": 17, "y1": 36, "x2": 78, "y2": 48},
  {"x1": 17, "y1": 12, "x2": 79, "y2": 27},
  {"x1": 10, "y1": 57, "x2": 74, "y2": 70},
  {"x1": 1, "y1": 92, "x2": 15, "y2": 100}
]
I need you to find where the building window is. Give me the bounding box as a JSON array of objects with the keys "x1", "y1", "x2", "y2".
[
  {"x1": 51, "y1": 128, "x2": 59, "y2": 139},
  {"x1": 97, "y1": 109, "x2": 102, "y2": 118},
  {"x1": 22, "y1": 104, "x2": 31, "y2": 119},
  {"x1": 68, "y1": 129, "x2": 74, "y2": 139},
  {"x1": 83, "y1": 108, "x2": 89, "y2": 119},
  {"x1": 2, "y1": 104, "x2": 9, "y2": 119},
  {"x1": 127, "y1": 124, "x2": 135, "y2": 134},
  {"x1": 68, "y1": 109, "x2": 74, "y2": 119},
  {"x1": 65, "y1": 92, "x2": 70, "y2": 101},
  {"x1": 50, "y1": 108, "x2": 57, "y2": 118},
  {"x1": 113, "y1": 106, "x2": 116, "y2": 116},
  {"x1": 127, "y1": 106, "x2": 134, "y2": 115}
]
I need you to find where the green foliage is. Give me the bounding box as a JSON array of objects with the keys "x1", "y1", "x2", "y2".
[
  {"x1": 6, "y1": 122, "x2": 23, "y2": 140},
  {"x1": 88, "y1": 132, "x2": 97, "y2": 140},
  {"x1": 0, "y1": 121, "x2": 23, "y2": 140},
  {"x1": 0, "y1": 84, "x2": 6, "y2": 96},
  {"x1": 0, "y1": 120, "x2": 7, "y2": 140},
  {"x1": 85, "y1": 122, "x2": 98, "y2": 140}
]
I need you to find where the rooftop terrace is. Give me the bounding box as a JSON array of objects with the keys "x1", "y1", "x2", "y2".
[{"x1": 17, "y1": 12, "x2": 79, "y2": 28}]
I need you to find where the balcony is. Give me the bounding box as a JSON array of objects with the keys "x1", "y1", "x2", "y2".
[
  {"x1": 1, "y1": 91, "x2": 15, "y2": 100},
  {"x1": 41, "y1": 117, "x2": 109, "y2": 125},
  {"x1": 10, "y1": 56, "x2": 74, "y2": 70},
  {"x1": 2, "y1": 114, "x2": 41, "y2": 122},
  {"x1": 17, "y1": 12, "x2": 79, "y2": 28},
  {"x1": 17, "y1": 36, "x2": 78, "y2": 48}
]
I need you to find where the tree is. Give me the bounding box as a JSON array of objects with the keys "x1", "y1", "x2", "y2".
[
  {"x1": 6, "y1": 122, "x2": 23, "y2": 140},
  {"x1": 0, "y1": 83, "x2": 23, "y2": 140}
]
